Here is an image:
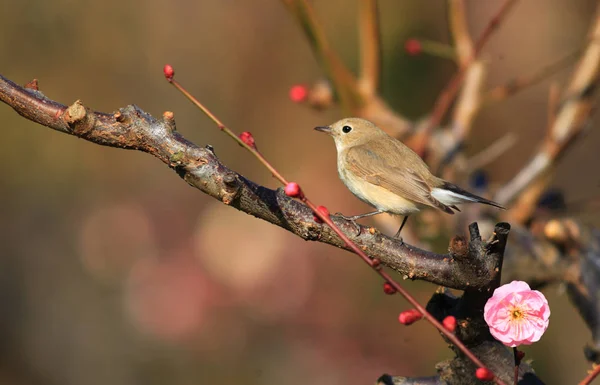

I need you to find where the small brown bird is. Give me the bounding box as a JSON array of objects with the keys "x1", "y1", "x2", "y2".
[{"x1": 315, "y1": 117, "x2": 505, "y2": 238}]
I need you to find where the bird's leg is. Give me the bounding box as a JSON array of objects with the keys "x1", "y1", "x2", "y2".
[
  {"x1": 335, "y1": 210, "x2": 383, "y2": 221},
  {"x1": 334, "y1": 210, "x2": 383, "y2": 235},
  {"x1": 393, "y1": 216, "x2": 409, "y2": 243}
]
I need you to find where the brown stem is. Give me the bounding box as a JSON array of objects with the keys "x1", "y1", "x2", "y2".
[{"x1": 513, "y1": 347, "x2": 518, "y2": 385}]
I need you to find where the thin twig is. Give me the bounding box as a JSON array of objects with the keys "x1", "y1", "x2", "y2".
[
  {"x1": 579, "y1": 364, "x2": 600, "y2": 385},
  {"x1": 358, "y1": 0, "x2": 381, "y2": 97},
  {"x1": 495, "y1": 9, "x2": 600, "y2": 207},
  {"x1": 281, "y1": 0, "x2": 362, "y2": 113},
  {"x1": 465, "y1": 132, "x2": 517, "y2": 173},
  {"x1": 410, "y1": 0, "x2": 518, "y2": 155},
  {"x1": 448, "y1": 0, "x2": 475, "y2": 68},
  {"x1": 169, "y1": 75, "x2": 508, "y2": 385},
  {"x1": 485, "y1": 49, "x2": 581, "y2": 103},
  {"x1": 434, "y1": 60, "x2": 486, "y2": 174}
]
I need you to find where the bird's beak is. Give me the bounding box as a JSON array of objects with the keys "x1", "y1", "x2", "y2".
[{"x1": 314, "y1": 126, "x2": 332, "y2": 134}]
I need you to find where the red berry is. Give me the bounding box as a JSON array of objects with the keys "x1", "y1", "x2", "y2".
[
  {"x1": 289, "y1": 84, "x2": 308, "y2": 103},
  {"x1": 163, "y1": 64, "x2": 175, "y2": 81},
  {"x1": 239, "y1": 131, "x2": 256, "y2": 148},
  {"x1": 313, "y1": 205, "x2": 330, "y2": 223},
  {"x1": 475, "y1": 368, "x2": 494, "y2": 381},
  {"x1": 383, "y1": 282, "x2": 396, "y2": 295},
  {"x1": 442, "y1": 316, "x2": 457, "y2": 332},
  {"x1": 398, "y1": 309, "x2": 423, "y2": 325},
  {"x1": 284, "y1": 182, "x2": 303, "y2": 198},
  {"x1": 404, "y1": 39, "x2": 422, "y2": 56}
]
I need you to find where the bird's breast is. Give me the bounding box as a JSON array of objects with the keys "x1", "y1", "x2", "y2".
[{"x1": 337, "y1": 156, "x2": 420, "y2": 215}]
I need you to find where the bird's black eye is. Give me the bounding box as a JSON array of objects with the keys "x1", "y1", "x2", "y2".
[{"x1": 342, "y1": 125, "x2": 352, "y2": 133}]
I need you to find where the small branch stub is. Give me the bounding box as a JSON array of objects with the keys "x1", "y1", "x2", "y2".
[
  {"x1": 163, "y1": 111, "x2": 176, "y2": 132},
  {"x1": 24, "y1": 79, "x2": 39, "y2": 90}
]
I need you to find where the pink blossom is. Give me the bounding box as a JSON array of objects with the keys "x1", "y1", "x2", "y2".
[{"x1": 484, "y1": 281, "x2": 550, "y2": 347}]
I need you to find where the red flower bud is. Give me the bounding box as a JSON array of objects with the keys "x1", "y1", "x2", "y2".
[
  {"x1": 371, "y1": 258, "x2": 382, "y2": 269},
  {"x1": 289, "y1": 84, "x2": 308, "y2": 103},
  {"x1": 313, "y1": 205, "x2": 330, "y2": 223},
  {"x1": 404, "y1": 39, "x2": 422, "y2": 56},
  {"x1": 383, "y1": 282, "x2": 396, "y2": 295},
  {"x1": 163, "y1": 64, "x2": 175, "y2": 81},
  {"x1": 515, "y1": 349, "x2": 525, "y2": 364},
  {"x1": 284, "y1": 182, "x2": 303, "y2": 198},
  {"x1": 398, "y1": 309, "x2": 423, "y2": 325},
  {"x1": 239, "y1": 131, "x2": 256, "y2": 148},
  {"x1": 443, "y1": 316, "x2": 457, "y2": 332},
  {"x1": 475, "y1": 368, "x2": 494, "y2": 381}
]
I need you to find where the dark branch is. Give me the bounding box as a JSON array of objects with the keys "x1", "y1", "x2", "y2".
[{"x1": 0, "y1": 73, "x2": 506, "y2": 291}]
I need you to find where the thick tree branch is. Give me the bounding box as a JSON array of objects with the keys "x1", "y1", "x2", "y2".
[{"x1": 0, "y1": 73, "x2": 507, "y2": 292}]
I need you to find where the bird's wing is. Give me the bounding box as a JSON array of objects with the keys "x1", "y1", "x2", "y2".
[{"x1": 345, "y1": 145, "x2": 455, "y2": 214}]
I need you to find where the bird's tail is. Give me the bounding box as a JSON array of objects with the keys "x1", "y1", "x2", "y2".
[{"x1": 432, "y1": 182, "x2": 506, "y2": 210}]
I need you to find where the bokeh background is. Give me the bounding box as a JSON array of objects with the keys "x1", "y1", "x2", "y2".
[{"x1": 1, "y1": 1, "x2": 599, "y2": 384}]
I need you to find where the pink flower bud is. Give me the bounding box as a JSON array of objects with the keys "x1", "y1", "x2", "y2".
[
  {"x1": 442, "y1": 316, "x2": 457, "y2": 332},
  {"x1": 484, "y1": 280, "x2": 550, "y2": 347},
  {"x1": 383, "y1": 282, "x2": 396, "y2": 295},
  {"x1": 398, "y1": 309, "x2": 423, "y2": 325},
  {"x1": 404, "y1": 39, "x2": 422, "y2": 56},
  {"x1": 163, "y1": 64, "x2": 175, "y2": 81},
  {"x1": 289, "y1": 84, "x2": 308, "y2": 103},
  {"x1": 313, "y1": 205, "x2": 330, "y2": 223},
  {"x1": 475, "y1": 368, "x2": 494, "y2": 381},
  {"x1": 239, "y1": 132, "x2": 256, "y2": 148},
  {"x1": 284, "y1": 182, "x2": 303, "y2": 198}
]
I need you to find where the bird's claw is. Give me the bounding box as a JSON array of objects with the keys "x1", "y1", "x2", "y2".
[
  {"x1": 334, "y1": 212, "x2": 356, "y2": 221},
  {"x1": 334, "y1": 212, "x2": 361, "y2": 235}
]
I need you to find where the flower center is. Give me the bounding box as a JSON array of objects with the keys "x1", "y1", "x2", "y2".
[{"x1": 510, "y1": 308, "x2": 523, "y2": 320}]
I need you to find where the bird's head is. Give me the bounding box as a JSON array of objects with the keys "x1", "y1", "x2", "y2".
[{"x1": 315, "y1": 117, "x2": 385, "y2": 151}]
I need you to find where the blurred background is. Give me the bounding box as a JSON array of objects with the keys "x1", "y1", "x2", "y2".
[{"x1": 1, "y1": 0, "x2": 599, "y2": 384}]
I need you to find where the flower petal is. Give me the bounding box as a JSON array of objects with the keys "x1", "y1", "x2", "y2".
[
  {"x1": 492, "y1": 281, "x2": 531, "y2": 299},
  {"x1": 484, "y1": 281, "x2": 550, "y2": 347}
]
